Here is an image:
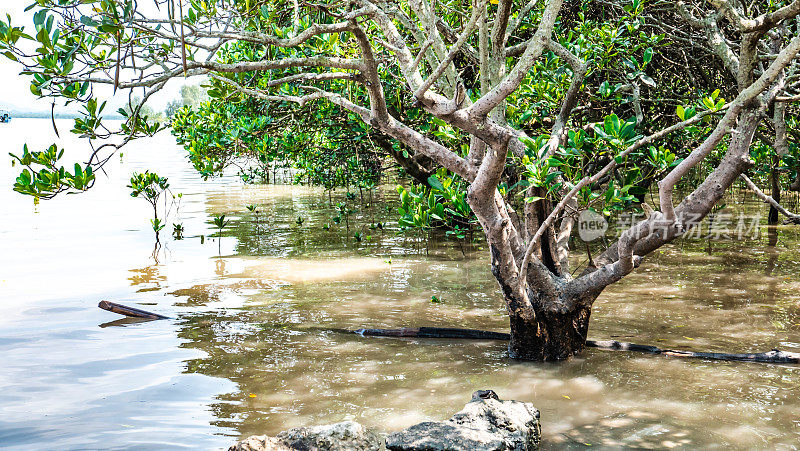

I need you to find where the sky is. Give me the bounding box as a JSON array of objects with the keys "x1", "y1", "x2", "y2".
[{"x1": 0, "y1": 1, "x2": 200, "y2": 114}]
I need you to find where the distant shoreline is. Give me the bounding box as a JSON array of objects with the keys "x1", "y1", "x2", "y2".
[{"x1": 4, "y1": 114, "x2": 125, "y2": 120}]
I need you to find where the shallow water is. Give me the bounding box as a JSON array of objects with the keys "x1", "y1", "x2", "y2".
[{"x1": 1, "y1": 119, "x2": 799, "y2": 449}]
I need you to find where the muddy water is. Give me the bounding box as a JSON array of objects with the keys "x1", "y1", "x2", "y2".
[{"x1": 1, "y1": 119, "x2": 799, "y2": 449}]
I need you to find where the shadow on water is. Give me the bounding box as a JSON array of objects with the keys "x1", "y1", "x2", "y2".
[{"x1": 98, "y1": 317, "x2": 159, "y2": 328}]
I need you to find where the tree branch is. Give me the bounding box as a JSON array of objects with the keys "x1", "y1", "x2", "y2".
[
  {"x1": 414, "y1": 0, "x2": 487, "y2": 100},
  {"x1": 740, "y1": 174, "x2": 800, "y2": 223},
  {"x1": 467, "y1": 0, "x2": 563, "y2": 118},
  {"x1": 658, "y1": 34, "x2": 800, "y2": 222}
]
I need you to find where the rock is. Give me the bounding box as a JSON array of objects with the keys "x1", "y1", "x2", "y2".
[
  {"x1": 230, "y1": 392, "x2": 540, "y2": 451},
  {"x1": 277, "y1": 421, "x2": 380, "y2": 451},
  {"x1": 385, "y1": 391, "x2": 541, "y2": 451},
  {"x1": 229, "y1": 435, "x2": 291, "y2": 451},
  {"x1": 229, "y1": 421, "x2": 380, "y2": 451}
]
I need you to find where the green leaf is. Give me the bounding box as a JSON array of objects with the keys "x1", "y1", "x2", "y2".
[
  {"x1": 80, "y1": 16, "x2": 100, "y2": 27},
  {"x1": 427, "y1": 175, "x2": 445, "y2": 191},
  {"x1": 643, "y1": 47, "x2": 653, "y2": 64},
  {"x1": 676, "y1": 105, "x2": 685, "y2": 121},
  {"x1": 33, "y1": 10, "x2": 46, "y2": 27},
  {"x1": 604, "y1": 114, "x2": 621, "y2": 135}
]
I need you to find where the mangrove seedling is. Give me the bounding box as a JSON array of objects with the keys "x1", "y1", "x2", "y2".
[
  {"x1": 213, "y1": 214, "x2": 228, "y2": 235},
  {"x1": 296, "y1": 216, "x2": 304, "y2": 226},
  {"x1": 212, "y1": 214, "x2": 228, "y2": 254},
  {"x1": 173, "y1": 223, "x2": 185, "y2": 240},
  {"x1": 354, "y1": 231, "x2": 362, "y2": 242},
  {"x1": 128, "y1": 170, "x2": 169, "y2": 243},
  {"x1": 245, "y1": 204, "x2": 259, "y2": 226},
  {"x1": 336, "y1": 202, "x2": 354, "y2": 234},
  {"x1": 446, "y1": 225, "x2": 468, "y2": 256}
]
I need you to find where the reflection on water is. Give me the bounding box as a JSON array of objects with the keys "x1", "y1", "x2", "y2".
[{"x1": 1, "y1": 119, "x2": 800, "y2": 449}]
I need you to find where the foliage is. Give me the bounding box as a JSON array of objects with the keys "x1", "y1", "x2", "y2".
[
  {"x1": 171, "y1": 97, "x2": 384, "y2": 189},
  {"x1": 397, "y1": 169, "x2": 474, "y2": 232},
  {"x1": 10, "y1": 144, "x2": 95, "y2": 198},
  {"x1": 212, "y1": 214, "x2": 229, "y2": 231},
  {"x1": 173, "y1": 222, "x2": 185, "y2": 239},
  {"x1": 128, "y1": 170, "x2": 170, "y2": 237},
  {"x1": 128, "y1": 171, "x2": 169, "y2": 206},
  {"x1": 1, "y1": 0, "x2": 798, "y2": 275},
  {"x1": 128, "y1": 169, "x2": 169, "y2": 214}
]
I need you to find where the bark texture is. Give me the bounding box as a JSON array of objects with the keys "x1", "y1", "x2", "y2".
[{"x1": 507, "y1": 302, "x2": 593, "y2": 361}]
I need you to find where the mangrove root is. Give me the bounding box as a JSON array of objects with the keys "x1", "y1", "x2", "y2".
[
  {"x1": 98, "y1": 301, "x2": 170, "y2": 320},
  {"x1": 353, "y1": 327, "x2": 800, "y2": 364}
]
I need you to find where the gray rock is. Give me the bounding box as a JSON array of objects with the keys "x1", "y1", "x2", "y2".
[
  {"x1": 277, "y1": 421, "x2": 380, "y2": 451},
  {"x1": 229, "y1": 421, "x2": 380, "y2": 451},
  {"x1": 229, "y1": 435, "x2": 291, "y2": 451},
  {"x1": 230, "y1": 392, "x2": 540, "y2": 451},
  {"x1": 386, "y1": 392, "x2": 541, "y2": 451}
]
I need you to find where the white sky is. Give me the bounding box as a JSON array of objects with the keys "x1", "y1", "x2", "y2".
[{"x1": 0, "y1": 0, "x2": 202, "y2": 113}]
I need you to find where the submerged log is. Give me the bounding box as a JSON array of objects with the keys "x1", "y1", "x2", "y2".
[
  {"x1": 98, "y1": 301, "x2": 170, "y2": 320},
  {"x1": 354, "y1": 327, "x2": 510, "y2": 340},
  {"x1": 657, "y1": 349, "x2": 800, "y2": 364},
  {"x1": 353, "y1": 327, "x2": 800, "y2": 364}
]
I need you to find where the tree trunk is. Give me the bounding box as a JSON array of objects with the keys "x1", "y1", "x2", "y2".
[
  {"x1": 769, "y1": 155, "x2": 781, "y2": 224},
  {"x1": 508, "y1": 304, "x2": 592, "y2": 360},
  {"x1": 504, "y1": 288, "x2": 598, "y2": 360}
]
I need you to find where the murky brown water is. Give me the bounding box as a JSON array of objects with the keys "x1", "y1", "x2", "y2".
[{"x1": 2, "y1": 119, "x2": 799, "y2": 449}]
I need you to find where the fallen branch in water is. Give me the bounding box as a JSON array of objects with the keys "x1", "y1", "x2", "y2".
[
  {"x1": 353, "y1": 327, "x2": 800, "y2": 364},
  {"x1": 98, "y1": 301, "x2": 170, "y2": 320},
  {"x1": 354, "y1": 327, "x2": 510, "y2": 340}
]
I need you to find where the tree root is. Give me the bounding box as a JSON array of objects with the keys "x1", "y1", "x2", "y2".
[{"x1": 353, "y1": 327, "x2": 800, "y2": 364}]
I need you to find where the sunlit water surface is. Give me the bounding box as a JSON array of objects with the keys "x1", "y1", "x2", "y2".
[{"x1": 1, "y1": 119, "x2": 800, "y2": 450}]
